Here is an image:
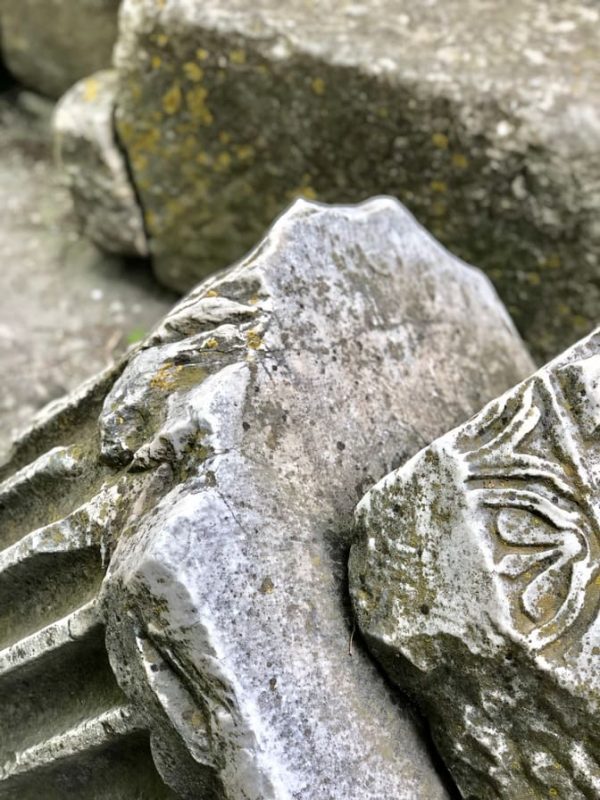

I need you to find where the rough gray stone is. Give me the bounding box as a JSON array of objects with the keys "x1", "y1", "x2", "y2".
[
  {"x1": 350, "y1": 329, "x2": 600, "y2": 800},
  {"x1": 0, "y1": 88, "x2": 173, "y2": 463},
  {"x1": 54, "y1": 70, "x2": 148, "y2": 258},
  {"x1": 0, "y1": 198, "x2": 532, "y2": 798},
  {"x1": 0, "y1": 0, "x2": 120, "y2": 98},
  {"x1": 108, "y1": 0, "x2": 600, "y2": 360}
]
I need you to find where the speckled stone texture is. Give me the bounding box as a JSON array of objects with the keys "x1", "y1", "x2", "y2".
[
  {"x1": 0, "y1": 0, "x2": 120, "y2": 98},
  {"x1": 54, "y1": 70, "x2": 148, "y2": 258},
  {"x1": 350, "y1": 330, "x2": 600, "y2": 800},
  {"x1": 111, "y1": 0, "x2": 600, "y2": 361},
  {"x1": 0, "y1": 199, "x2": 532, "y2": 798}
]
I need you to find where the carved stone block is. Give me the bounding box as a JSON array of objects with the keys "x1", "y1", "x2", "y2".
[
  {"x1": 0, "y1": 199, "x2": 532, "y2": 798},
  {"x1": 350, "y1": 330, "x2": 600, "y2": 799}
]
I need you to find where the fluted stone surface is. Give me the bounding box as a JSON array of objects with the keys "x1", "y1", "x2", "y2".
[
  {"x1": 350, "y1": 329, "x2": 600, "y2": 800},
  {"x1": 0, "y1": 199, "x2": 532, "y2": 798}
]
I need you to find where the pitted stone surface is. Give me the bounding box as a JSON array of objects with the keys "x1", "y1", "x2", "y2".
[
  {"x1": 350, "y1": 330, "x2": 600, "y2": 800},
  {"x1": 0, "y1": 199, "x2": 532, "y2": 798},
  {"x1": 0, "y1": 0, "x2": 120, "y2": 98},
  {"x1": 109, "y1": 0, "x2": 600, "y2": 359},
  {"x1": 54, "y1": 70, "x2": 148, "y2": 258}
]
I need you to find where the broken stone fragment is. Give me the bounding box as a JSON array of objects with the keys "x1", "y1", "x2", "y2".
[
  {"x1": 0, "y1": 0, "x2": 120, "y2": 98},
  {"x1": 350, "y1": 329, "x2": 600, "y2": 800},
  {"x1": 108, "y1": 0, "x2": 600, "y2": 360},
  {"x1": 0, "y1": 199, "x2": 532, "y2": 799},
  {"x1": 54, "y1": 70, "x2": 148, "y2": 258}
]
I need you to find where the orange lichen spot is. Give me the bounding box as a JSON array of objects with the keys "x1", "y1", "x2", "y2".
[
  {"x1": 246, "y1": 330, "x2": 263, "y2": 350},
  {"x1": 205, "y1": 289, "x2": 219, "y2": 298},
  {"x1": 204, "y1": 337, "x2": 219, "y2": 349},
  {"x1": 229, "y1": 49, "x2": 247, "y2": 64},
  {"x1": 451, "y1": 152, "x2": 469, "y2": 169},
  {"x1": 249, "y1": 294, "x2": 260, "y2": 305},
  {"x1": 83, "y1": 77, "x2": 99, "y2": 102},
  {"x1": 162, "y1": 83, "x2": 182, "y2": 114},
  {"x1": 196, "y1": 48, "x2": 209, "y2": 61},
  {"x1": 311, "y1": 77, "x2": 326, "y2": 96},
  {"x1": 430, "y1": 180, "x2": 447, "y2": 193},
  {"x1": 431, "y1": 132, "x2": 449, "y2": 149},
  {"x1": 183, "y1": 62, "x2": 204, "y2": 81}
]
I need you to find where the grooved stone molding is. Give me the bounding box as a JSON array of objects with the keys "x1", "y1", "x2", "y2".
[
  {"x1": 107, "y1": 0, "x2": 600, "y2": 360},
  {"x1": 0, "y1": 199, "x2": 533, "y2": 798},
  {"x1": 350, "y1": 329, "x2": 600, "y2": 800}
]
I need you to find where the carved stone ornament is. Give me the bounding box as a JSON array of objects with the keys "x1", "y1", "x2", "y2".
[
  {"x1": 350, "y1": 329, "x2": 600, "y2": 800},
  {"x1": 0, "y1": 199, "x2": 533, "y2": 799}
]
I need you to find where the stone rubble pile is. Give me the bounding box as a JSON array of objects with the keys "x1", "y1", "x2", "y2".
[{"x1": 0, "y1": 3, "x2": 598, "y2": 799}]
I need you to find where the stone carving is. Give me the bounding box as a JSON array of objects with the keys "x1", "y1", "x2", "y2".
[
  {"x1": 350, "y1": 330, "x2": 600, "y2": 800},
  {"x1": 56, "y1": 0, "x2": 599, "y2": 359},
  {"x1": 0, "y1": 199, "x2": 532, "y2": 798},
  {"x1": 0, "y1": 0, "x2": 120, "y2": 98}
]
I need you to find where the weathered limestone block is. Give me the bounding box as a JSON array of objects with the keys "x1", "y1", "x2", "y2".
[
  {"x1": 0, "y1": 199, "x2": 533, "y2": 799},
  {"x1": 111, "y1": 0, "x2": 600, "y2": 360},
  {"x1": 350, "y1": 330, "x2": 600, "y2": 799},
  {"x1": 54, "y1": 70, "x2": 148, "y2": 258},
  {"x1": 0, "y1": 0, "x2": 120, "y2": 98}
]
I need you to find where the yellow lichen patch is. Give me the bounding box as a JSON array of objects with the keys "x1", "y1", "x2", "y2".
[
  {"x1": 205, "y1": 289, "x2": 219, "y2": 298},
  {"x1": 430, "y1": 180, "x2": 447, "y2": 193},
  {"x1": 186, "y1": 86, "x2": 214, "y2": 125},
  {"x1": 132, "y1": 153, "x2": 148, "y2": 172},
  {"x1": 183, "y1": 62, "x2": 204, "y2": 81},
  {"x1": 540, "y1": 254, "x2": 561, "y2": 269},
  {"x1": 311, "y1": 77, "x2": 326, "y2": 96},
  {"x1": 162, "y1": 83, "x2": 182, "y2": 114},
  {"x1": 451, "y1": 152, "x2": 469, "y2": 169},
  {"x1": 249, "y1": 294, "x2": 260, "y2": 305},
  {"x1": 219, "y1": 131, "x2": 232, "y2": 144},
  {"x1": 235, "y1": 144, "x2": 255, "y2": 161},
  {"x1": 431, "y1": 131, "x2": 449, "y2": 149},
  {"x1": 151, "y1": 55, "x2": 162, "y2": 69},
  {"x1": 83, "y1": 77, "x2": 99, "y2": 102},
  {"x1": 204, "y1": 337, "x2": 219, "y2": 349},
  {"x1": 246, "y1": 330, "x2": 263, "y2": 350},
  {"x1": 214, "y1": 151, "x2": 232, "y2": 172},
  {"x1": 229, "y1": 49, "x2": 247, "y2": 64},
  {"x1": 150, "y1": 362, "x2": 180, "y2": 391},
  {"x1": 196, "y1": 48, "x2": 209, "y2": 61}
]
